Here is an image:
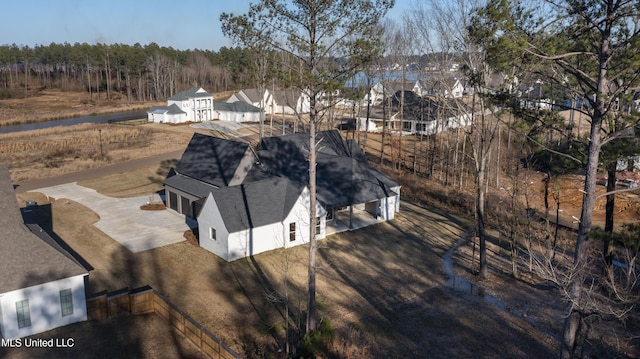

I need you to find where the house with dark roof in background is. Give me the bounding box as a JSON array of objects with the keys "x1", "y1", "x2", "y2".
[
  {"x1": 0, "y1": 166, "x2": 89, "y2": 340},
  {"x1": 164, "y1": 130, "x2": 400, "y2": 261}
]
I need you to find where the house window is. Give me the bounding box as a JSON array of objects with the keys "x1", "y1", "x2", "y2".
[
  {"x1": 326, "y1": 209, "x2": 334, "y2": 222},
  {"x1": 180, "y1": 196, "x2": 192, "y2": 218},
  {"x1": 60, "y1": 289, "x2": 74, "y2": 317},
  {"x1": 289, "y1": 222, "x2": 296, "y2": 242},
  {"x1": 168, "y1": 192, "x2": 178, "y2": 211},
  {"x1": 209, "y1": 227, "x2": 216, "y2": 241},
  {"x1": 315, "y1": 217, "x2": 321, "y2": 236},
  {"x1": 16, "y1": 299, "x2": 31, "y2": 328}
]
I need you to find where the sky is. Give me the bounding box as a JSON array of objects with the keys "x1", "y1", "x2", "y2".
[{"x1": 0, "y1": 0, "x2": 413, "y2": 51}]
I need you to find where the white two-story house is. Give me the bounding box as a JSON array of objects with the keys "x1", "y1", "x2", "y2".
[{"x1": 147, "y1": 87, "x2": 214, "y2": 124}]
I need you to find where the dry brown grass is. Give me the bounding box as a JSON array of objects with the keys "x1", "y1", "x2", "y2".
[
  {"x1": 77, "y1": 164, "x2": 175, "y2": 198},
  {"x1": 2, "y1": 123, "x2": 192, "y2": 182},
  {"x1": 0, "y1": 89, "x2": 163, "y2": 126}
]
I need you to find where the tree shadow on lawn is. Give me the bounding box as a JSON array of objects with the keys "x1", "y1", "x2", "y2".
[
  {"x1": 316, "y1": 205, "x2": 557, "y2": 358},
  {"x1": 0, "y1": 314, "x2": 202, "y2": 359},
  {"x1": 17, "y1": 198, "x2": 204, "y2": 359}
]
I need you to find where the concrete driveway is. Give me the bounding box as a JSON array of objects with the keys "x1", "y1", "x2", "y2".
[{"x1": 36, "y1": 183, "x2": 189, "y2": 252}]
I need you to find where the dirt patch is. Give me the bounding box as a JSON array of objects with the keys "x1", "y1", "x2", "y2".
[
  {"x1": 522, "y1": 172, "x2": 640, "y2": 230},
  {"x1": 140, "y1": 202, "x2": 166, "y2": 211}
]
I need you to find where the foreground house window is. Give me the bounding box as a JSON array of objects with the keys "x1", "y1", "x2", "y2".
[
  {"x1": 210, "y1": 227, "x2": 216, "y2": 241},
  {"x1": 315, "y1": 217, "x2": 321, "y2": 236},
  {"x1": 60, "y1": 289, "x2": 74, "y2": 317},
  {"x1": 16, "y1": 299, "x2": 31, "y2": 328},
  {"x1": 289, "y1": 222, "x2": 296, "y2": 242}
]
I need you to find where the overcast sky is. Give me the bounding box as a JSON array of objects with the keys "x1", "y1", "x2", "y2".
[{"x1": 1, "y1": 0, "x2": 412, "y2": 51}]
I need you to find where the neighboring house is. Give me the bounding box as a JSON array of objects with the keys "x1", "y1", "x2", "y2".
[
  {"x1": 421, "y1": 77, "x2": 465, "y2": 99},
  {"x1": 148, "y1": 87, "x2": 214, "y2": 123},
  {"x1": 227, "y1": 88, "x2": 312, "y2": 115},
  {"x1": 226, "y1": 88, "x2": 272, "y2": 109},
  {"x1": 270, "y1": 89, "x2": 311, "y2": 114},
  {"x1": 617, "y1": 155, "x2": 640, "y2": 172},
  {"x1": 395, "y1": 91, "x2": 472, "y2": 135},
  {"x1": 365, "y1": 80, "x2": 419, "y2": 106},
  {"x1": 164, "y1": 130, "x2": 400, "y2": 261},
  {"x1": 212, "y1": 101, "x2": 263, "y2": 123},
  {"x1": 0, "y1": 166, "x2": 89, "y2": 340},
  {"x1": 353, "y1": 105, "x2": 386, "y2": 132},
  {"x1": 352, "y1": 91, "x2": 472, "y2": 135},
  {"x1": 147, "y1": 104, "x2": 188, "y2": 124},
  {"x1": 518, "y1": 80, "x2": 554, "y2": 110},
  {"x1": 485, "y1": 73, "x2": 519, "y2": 94}
]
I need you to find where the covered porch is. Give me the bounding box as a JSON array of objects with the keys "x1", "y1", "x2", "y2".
[{"x1": 325, "y1": 204, "x2": 384, "y2": 235}]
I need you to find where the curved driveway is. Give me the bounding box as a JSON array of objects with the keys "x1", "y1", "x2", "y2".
[
  {"x1": 35, "y1": 182, "x2": 189, "y2": 253},
  {"x1": 16, "y1": 150, "x2": 189, "y2": 252}
]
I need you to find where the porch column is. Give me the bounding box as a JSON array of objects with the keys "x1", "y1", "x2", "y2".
[{"x1": 349, "y1": 205, "x2": 353, "y2": 229}]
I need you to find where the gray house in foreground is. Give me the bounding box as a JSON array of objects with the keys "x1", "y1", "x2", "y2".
[
  {"x1": 0, "y1": 166, "x2": 89, "y2": 340},
  {"x1": 164, "y1": 130, "x2": 400, "y2": 261}
]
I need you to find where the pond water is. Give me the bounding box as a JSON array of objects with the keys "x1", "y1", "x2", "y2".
[
  {"x1": 442, "y1": 233, "x2": 560, "y2": 342},
  {"x1": 0, "y1": 110, "x2": 147, "y2": 134}
]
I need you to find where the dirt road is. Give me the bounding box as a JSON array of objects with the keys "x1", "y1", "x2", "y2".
[{"x1": 14, "y1": 150, "x2": 184, "y2": 193}]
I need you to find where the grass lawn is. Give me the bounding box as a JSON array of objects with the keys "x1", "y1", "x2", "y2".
[{"x1": 16, "y1": 178, "x2": 563, "y2": 358}]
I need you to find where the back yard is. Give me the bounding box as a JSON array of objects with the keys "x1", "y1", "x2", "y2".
[{"x1": 14, "y1": 174, "x2": 564, "y2": 358}]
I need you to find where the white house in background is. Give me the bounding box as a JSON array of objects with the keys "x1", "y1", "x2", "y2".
[
  {"x1": 147, "y1": 104, "x2": 188, "y2": 124},
  {"x1": 400, "y1": 95, "x2": 473, "y2": 135},
  {"x1": 0, "y1": 166, "x2": 89, "y2": 340},
  {"x1": 271, "y1": 89, "x2": 311, "y2": 114},
  {"x1": 212, "y1": 101, "x2": 263, "y2": 123},
  {"x1": 365, "y1": 80, "x2": 421, "y2": 106},
  {"x1": 164, "y1": 130, "x2": 400, "y2": 261},
  {"x1": 420, "y1": 77, "x2": 465, "y2": 99},
  {"x1": 228, "y1": 88, "x2": 318, "y2": 115},
  {"x1": 147, "y1": 87, "x2": 214, "y2": 123},
  {"x1": 226, "y1": 88, "x2": 273, "y2": 109}
]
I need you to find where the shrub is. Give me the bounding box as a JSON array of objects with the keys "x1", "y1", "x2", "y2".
[
  {"x1": 299, "y1": 318, "x2": 334, "y2": 358},
  {"x1": 0, "y1": 88, "x2": 14, "y2": 99}
]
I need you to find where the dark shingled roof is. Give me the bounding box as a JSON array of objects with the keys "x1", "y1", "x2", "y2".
[
  {"x1": 166, "y1": 130, "x2": 399, "y2": 228},
  {"x1": 0, "y1": 165, "x2": 87, "y2": 294},
  {"x1": 174, "y1": 133, "x2": 250, "y2": 187},
  {"x1": 257, "y1": 130, "x2": 399, "y2": 208},
  {"x1": 212, "y1": 178, "x2": 304, "y2": 232},
  {"x1": 164, "y1": 173, "x2": 218, "y2": 198}
]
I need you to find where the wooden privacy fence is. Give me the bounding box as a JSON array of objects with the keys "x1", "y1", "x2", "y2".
[{"x1": 87, "y1": 286, "x2": 240, "y2": 359}]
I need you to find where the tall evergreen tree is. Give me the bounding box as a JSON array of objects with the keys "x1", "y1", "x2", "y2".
[
  {"x1": 474, "y1": 1, "x2": 640, "y2": 357},
  {"x1": 220, "y1": 0, "x2": 393, "y2": 332}
]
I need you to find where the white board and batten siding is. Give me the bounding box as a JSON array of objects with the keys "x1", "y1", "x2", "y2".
[{"x1": 198, "y1": 188, "x2": 326, "y2": 262}]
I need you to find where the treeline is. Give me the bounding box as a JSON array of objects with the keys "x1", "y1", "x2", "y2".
[{"x1": 0, "y1": 42, "x2": 256, "y2": 101}]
